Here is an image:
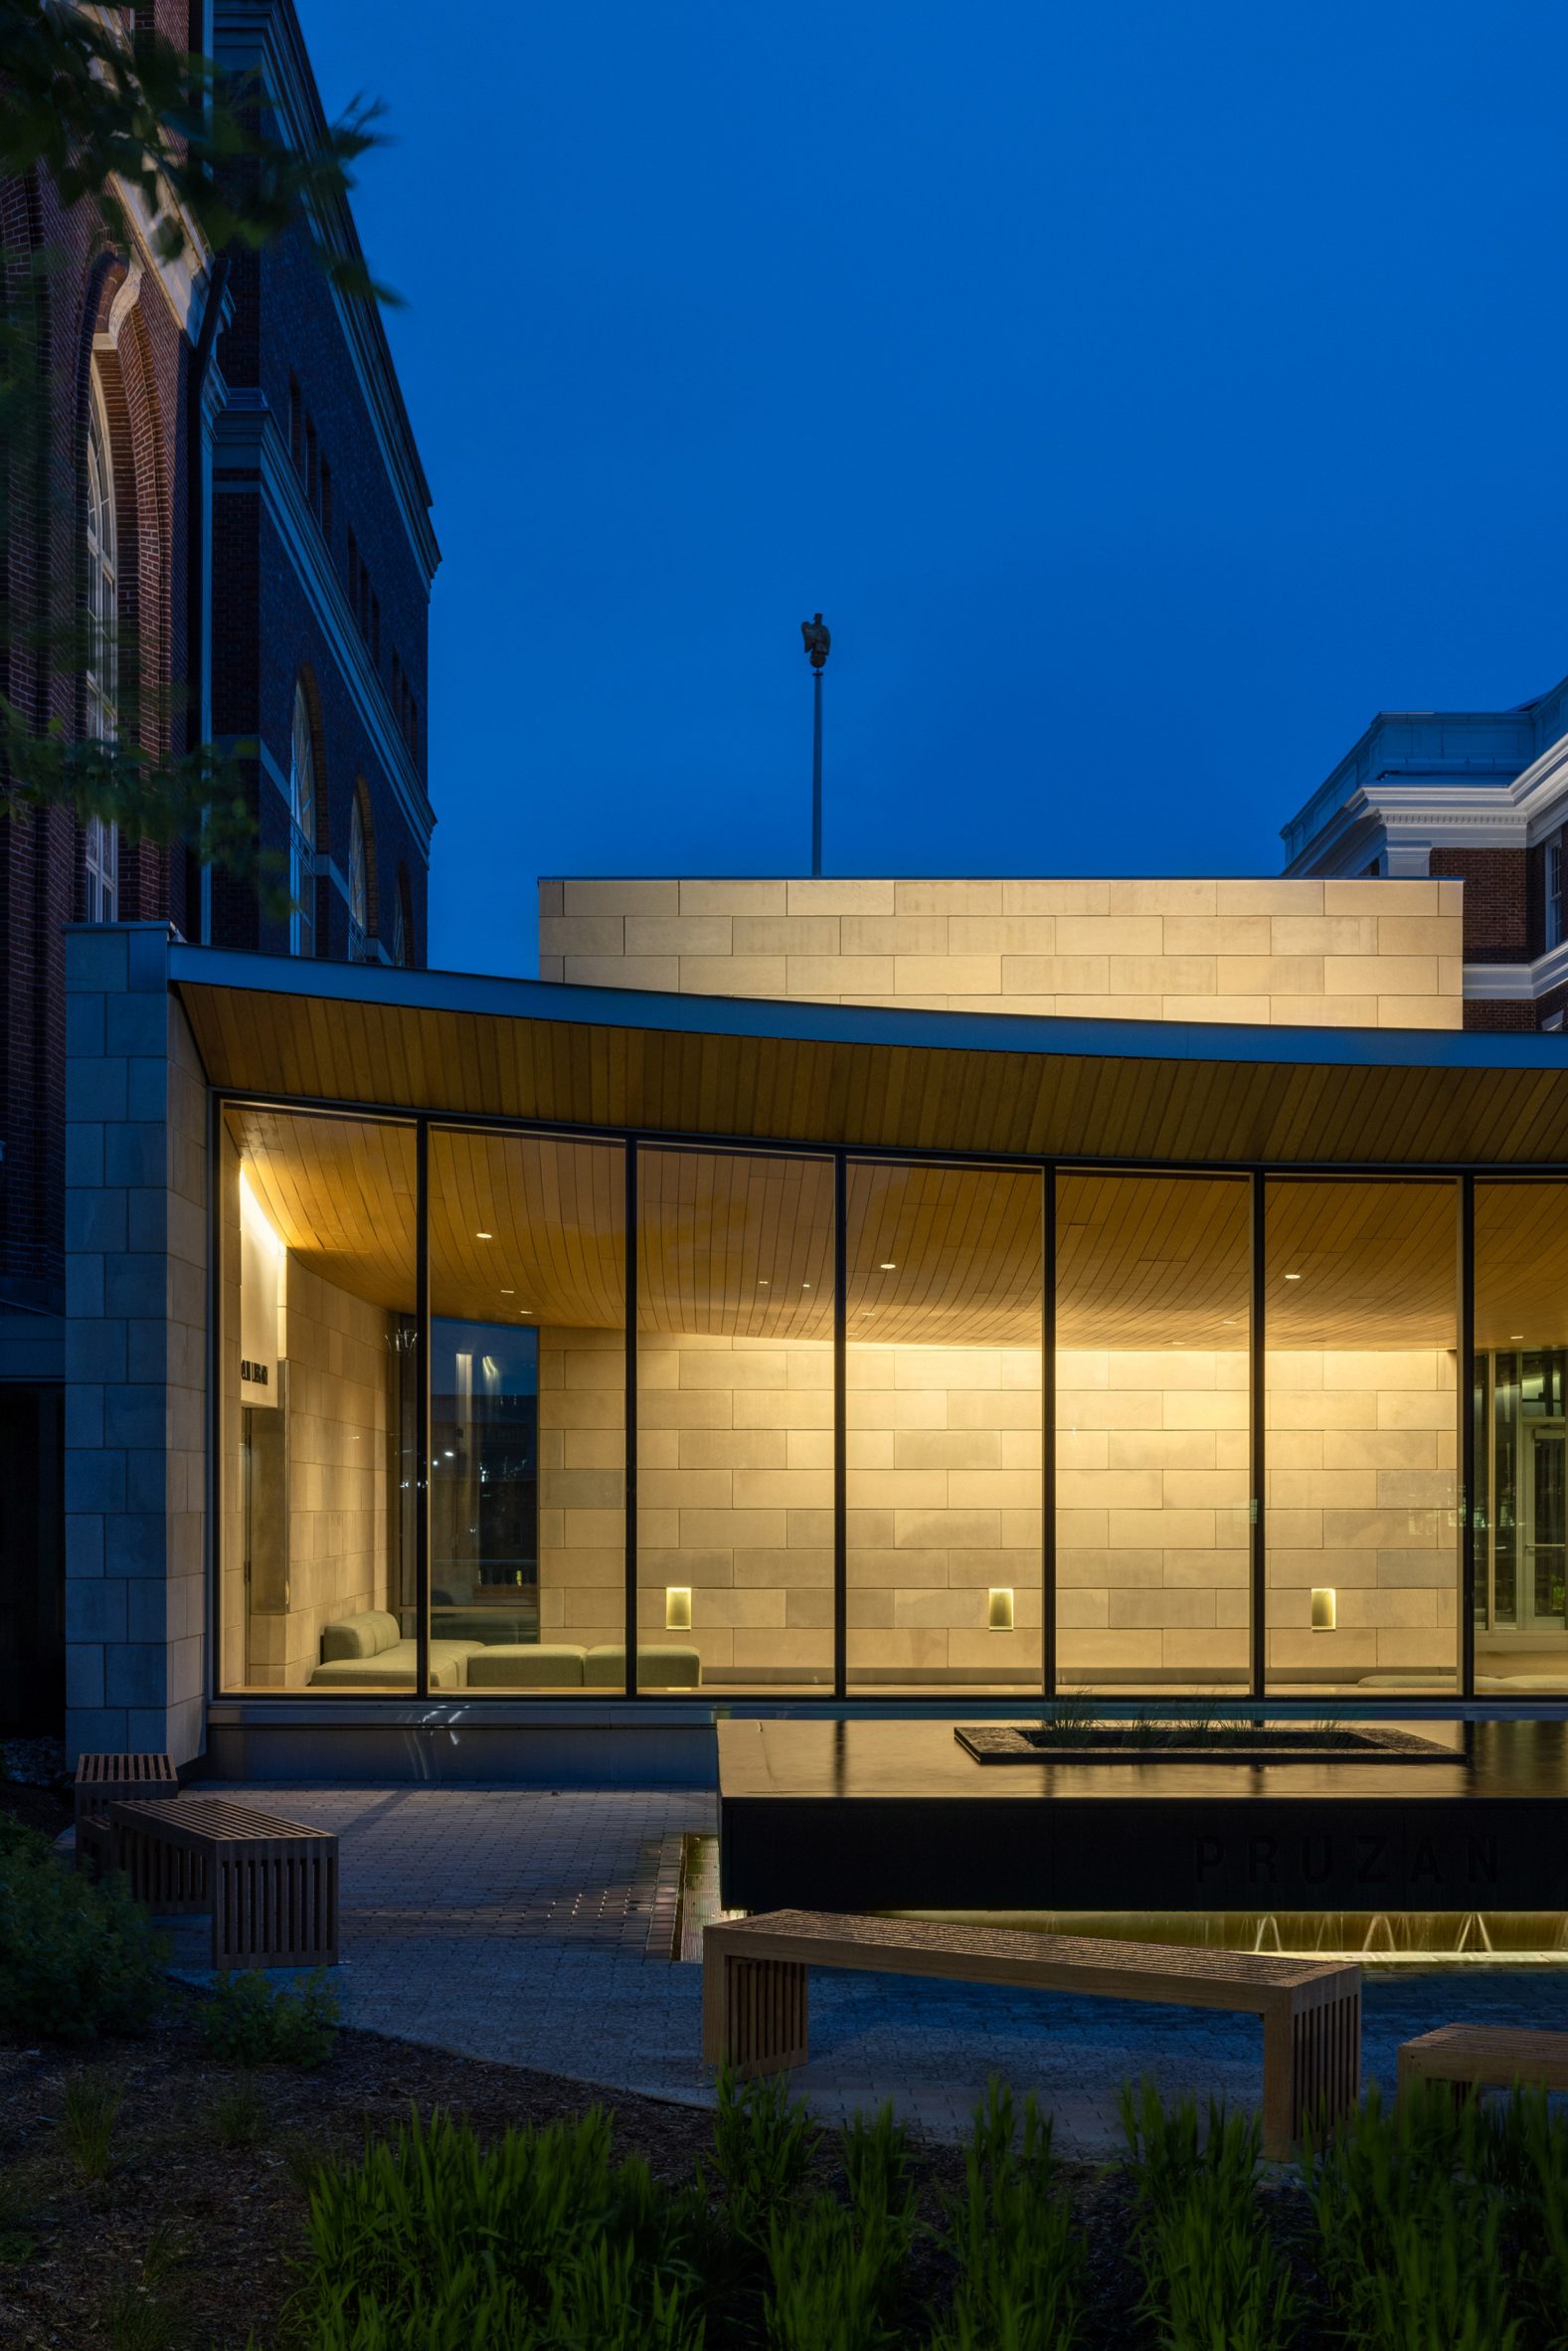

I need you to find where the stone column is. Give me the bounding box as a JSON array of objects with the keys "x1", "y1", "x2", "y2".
[{"x1": 64, "y1": 923, "x2": 208, "y2": 1764}]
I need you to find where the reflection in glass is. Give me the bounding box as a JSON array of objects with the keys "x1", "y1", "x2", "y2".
[
  {"x1": 637, "y1": 1149, "x2": 834, "y2": 1690},
  {"x1": 1266, "y1": 1178, "x2": 1459, "y2": 1694},
  {"x1": 1475, "y1": 1184, "x2": 1568, "y2": 1684},
  {"x1": 846, "y1": 1161, "x2": 1043, "y2": 1692},
  {"x1": 1056, "y1": 1173, "x2": 1251, "y2": 1693},
  {"x1": 220, "y1": 1106, "x2": 417, "y2": 1691},
  {"x1": 430, "y1": 1129, "x2": 625, "y2": 1693}
]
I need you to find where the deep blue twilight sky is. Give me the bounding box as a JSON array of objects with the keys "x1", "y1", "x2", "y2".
[{"x1": 301, "y1": 2, "x2": 1568, "y2": 980}]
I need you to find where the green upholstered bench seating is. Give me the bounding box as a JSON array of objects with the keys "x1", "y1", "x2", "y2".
[
  {"x1": 465, "y1": 1645, "x2": 588, "y2": 1688},
  {"x1": 585, "y1": 1644, "x2": 702, "y2": 1689},
  {"x1": 309, "y1": 1609, "x2": 480, "y2": 1690},
  {"x1": 307, "y1": 1613, "x2": 702, "y2": 1691}
]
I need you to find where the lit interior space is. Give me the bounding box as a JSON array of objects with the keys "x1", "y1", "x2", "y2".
[{"x1": 215, "y1": 1098, "x2": 1568, "y2": 1701}]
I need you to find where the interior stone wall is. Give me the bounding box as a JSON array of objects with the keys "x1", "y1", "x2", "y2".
[
  {"x1": 538, "y1": 876, "x2": 1466, "y2": 1030},
  {"x1": 221, "y1": 1135, "x2": 396, "y2": 1690},
  {"x1": 1056, "y1": 1347, "x2": 1251, "y2": 1686},
  {"x1": 1266, "y1": 1346, "x2": 1459, "y2": 1684}
]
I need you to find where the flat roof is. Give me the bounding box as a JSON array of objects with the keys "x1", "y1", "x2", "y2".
[{"x1": 170, "y1": 944, "x2": 1568, "y2": 1167}]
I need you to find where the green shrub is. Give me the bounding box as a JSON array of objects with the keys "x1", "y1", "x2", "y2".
[
  {"x1": 932, "y1": 2077, "x2": 1083, "y2": 2351},
  {"x1": 197, "y1": 1966, "x2": 339, "y2": 2069},
  {"x1": 760, "y1": 2104, "x2": 919, "y2": 2351},
  {"x1": 292, "y1": 2104, "x2": 710, "y2": 2350},
  {"x1": 210, "y1": 2079, "x2": 269, "y2": 2148},
  {"x1": 1122, "y1": 2081, "x2": 1298, "y2": 2351},
  {"x1": 1307, "y1": 2083, "x2": 1519, "y2": 2351},
  {"x1": 0, "y1": 1820, "x2": 165, "y2": 2042}
]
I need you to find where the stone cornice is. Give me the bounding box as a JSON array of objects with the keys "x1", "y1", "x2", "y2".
[
  {"x1": 212, "y1": 0, "x2": 439, "y2": 588},
  {"x1": 215, "y1": 396, "x2": 436, "y2": 851}
]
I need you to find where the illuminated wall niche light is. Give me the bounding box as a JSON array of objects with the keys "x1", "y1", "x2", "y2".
[
  {"x1": 1310, "y1": 1587, "x2": 1336, "y2": 1632},
  {"x1": 665, "y1": 1585, "x2": 693, "y2": 1631},
  {"x1": 987, "y1": 1586, "x2": 1014, "y2": 1632}
]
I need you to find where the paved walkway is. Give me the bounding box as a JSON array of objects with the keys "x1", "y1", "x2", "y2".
[{"x1": 178, "y1": 1785, "x2": 1568, "y2": 2154}]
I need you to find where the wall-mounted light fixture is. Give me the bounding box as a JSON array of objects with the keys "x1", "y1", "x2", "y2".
[
  {"x1": 665, "y1": 1586, "x2": 692, "y2": 1631},
  {"x1": 987, "y1": 1587, "x2": 1014, "y2": 1632},
  {"x1": 1310, "y1": 1586, "x2": 1336, "y2": 1632}
]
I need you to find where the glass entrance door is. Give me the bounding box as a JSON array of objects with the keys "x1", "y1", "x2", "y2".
[{"x1": 1524, "y1": 1422, "x2": 1566, "y2": 1630}]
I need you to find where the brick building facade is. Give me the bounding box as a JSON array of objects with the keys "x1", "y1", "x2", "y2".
[
  {"x1": 0, "y1": 0, "x2": 437, "y2": 1731},
  {"x1": 1281, "y1": 679, "x2": 1568, "y2": 1033}
]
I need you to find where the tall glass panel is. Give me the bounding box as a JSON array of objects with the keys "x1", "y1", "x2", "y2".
[
  {"x1": 1056, "y1": 1173, "x2": 1251, "y2": 1693},
  {"x1": 1475, "y1": 1182, "x2": 1568, "y2": 1686},
  {"x1": 1266, "y1": 1178, "x2": 1459, "y2": 1694},
  {"x1": 430, "y1": 1130, "x2": 625, "y2": 1694},
  {"x1": 637, "y1": 1149, "x2": 834, "y2": 1691},
  {"x1": 846, "y1": 1162, "x2": 1043, "y2": 1693},
  {"x1": 220, "y1": 1106, "x2": 417, "y2": 1692}
]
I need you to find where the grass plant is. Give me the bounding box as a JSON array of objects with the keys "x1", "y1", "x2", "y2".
[
  {"x1": 1307, "y1": 2084, "x2": 1520, "y2": 2351},
  {"x1": 210, "y1": 2077, "x2": 269, "y2": 2148},
  {"x1": 931, "y1": 2077, "x2": 1083, "y2": 2351},
  {"x1": 1121, "y1": 2080, "x2": 1299, "y2": 2351},
  {"x1": 704, "y1": 2065, "x2": 819, "y2": 2254},
  {"x1": 292, "y1": 2103, "x2": 711, "y2": 2349},
  {"x1": 59, "y1": 2070, "x2": 122, "y2": 2180}
]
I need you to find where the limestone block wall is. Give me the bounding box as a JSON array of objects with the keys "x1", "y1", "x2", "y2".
[
  {"x1": 64, "y1": 925, "x2": 208, "y2": 1765},
  {"x1": 1266, "y1": 1348, "x2": 1459, "y2": 1683},
  {"x1": 845, "y1": 1343, "x2": 1040, "y2": 1683},
  {"x1": 245, "y1": 1261, "x2": 393, "y2": 1689},
  {"x1": 1056, "y1": 1349, "x2": 1251, "y2": 1686},
  {"x1": 538, "y1": 1326, "x2": 626, "y2": 1654},
  {"x1": 538, "y1": 877, "x2": 1466, "y2": 1030}
]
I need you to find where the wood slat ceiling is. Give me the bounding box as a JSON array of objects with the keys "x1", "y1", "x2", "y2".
[
  {"x1": 180, "y1": 982, "x2": 1568, "y2": 1172},
  {"x1": 229, "y1": 1106, "x2": 1568, "y2": 1355}
]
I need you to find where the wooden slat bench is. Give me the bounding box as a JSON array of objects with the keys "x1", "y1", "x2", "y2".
[
  {"x1": 74, "y1": 1751, "x2": 178, "y2": 1875},
  {"x1": 703, "y1": 1909, "x2": 1361, "y2": 2162},
  {"x1": 108, "y1": 1797, "x2": 339, "y2": 1971},
  {"x1": 1398, "y1": 2024, "x2": 1568, "y2": 2101}
]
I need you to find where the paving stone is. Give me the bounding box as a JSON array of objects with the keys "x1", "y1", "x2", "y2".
[{"x1": 189, "y1": 1785, "x2": 1568, "y2": 2155}]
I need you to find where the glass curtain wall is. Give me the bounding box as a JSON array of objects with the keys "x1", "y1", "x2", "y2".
[
  {"x1": 219, "y1": 1105, "x2": 417, "y2": 1692},
  {"x1": 637, "y1": 1148, "x2": 835, "y2": 1690},
  {"x1": 1265, "y1": 1178, "x2": 1460, "y2": 1694},
  {"x1": 1056, "y1": 1173, "x2": 1252, "y2": 1693},
  {"x1": 846, "y1": 1161, "x2": 1043, "y2": 1692},
  {"x1": 429, "y1": 1129, "x2": 625, "y2": 1694},
  {"x1": 1474, "y1": 1182, "x2": 1568, "y2": 1685}
]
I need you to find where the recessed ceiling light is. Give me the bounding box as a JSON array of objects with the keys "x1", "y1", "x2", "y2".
[
  {"x1": 500, "y1": 1288, "x2": 514, "y2": 1294},
  {"x1": 757, "y1": 1278, "x2": 770, "y2": 1287},
  {"x1": 880, "y1": 1261, "x2": 897, "y2": 1271},
  {"x1": 1511, "y1": 1333, "x2": 1524, "y2": 1341},
  {"x1": 475, "y1": 1231, "x2": 492, "y2": 1240},
  {"x1": 801, "y1": 1282, "x2": 811, "y2": 1290},
  {"x1": 1284, "y1": 1272, "x2": 1303, "y2": 1281}
]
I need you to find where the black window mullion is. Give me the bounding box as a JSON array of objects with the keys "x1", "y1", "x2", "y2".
[
  {"x1": 1042, "y1": 1164, "x2": 1056, "y2": 1699},
  {"x1": 415, "y1": 1118, "x2": 431, "y2": 1699},
  {"x1": 1460, "y1": 1173, "x2": 1476, "y2": 1699},
  {"x1": 833, "y1": 1151, "x2": 847, "y2": 1699},
  {"x1": 625, "y1": 1142, "x2": 639, "y2": 1699},
  {"x1": 1251, "y1": 1171, "x2": 1266, "y2": 1702}
]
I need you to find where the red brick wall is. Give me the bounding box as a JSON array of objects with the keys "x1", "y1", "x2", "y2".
[
  {"x1": 1430, "y1": 846, "x2": 1527, "y2": 963},
  {"x1": 0, "y1": 40, "x2": 191, "y2": 1311}
]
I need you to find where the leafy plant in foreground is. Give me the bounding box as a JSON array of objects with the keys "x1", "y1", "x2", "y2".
[
  {"x1": 704, "y1": 2065, "x2": 819, "y2": 2254},
  {"x1": 198, "y1": 1965, "x2": 339, "y2": 2069},
  {"x1": 0, "y1": 1819, "x2": 165, "y2": 2042},
  {"x1": 1307, "y1": 2083, "x2": 1519, "y2": 2351},
  {"x1": 1122, "y1": 2080, "x2": 1298, "y2": 2351},
  {"x1": 932, "y1": 2077, "x2": 1083, "y2": 2351}
]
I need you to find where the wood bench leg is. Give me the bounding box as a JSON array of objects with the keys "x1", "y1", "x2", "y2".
[
  {"x1": 703, "y1": 1949, "x2": 808, "y2": 2080},
  {"x1": 1264, "y1": 1980, "x2": 1360, "y2": 2161},
  {"x1": 213, "y1": 1850, "x2": 340, "y2": 1970}
]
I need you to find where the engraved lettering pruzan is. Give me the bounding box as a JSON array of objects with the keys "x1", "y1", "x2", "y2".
[{"x1": 1194, "y1": 1833, "x2": 1499, "y2": 1890}]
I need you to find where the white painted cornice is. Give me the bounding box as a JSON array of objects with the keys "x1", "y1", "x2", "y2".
[
  {"x1": 1465, "y1": 938, "x2": 1568, "y2": 1001},
  {"x1": 215, "y1": 396, "x2": 435, "y2": 850},
  {"x1": 212, "y1": 0, "x2": 439, "y2": 588}
]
